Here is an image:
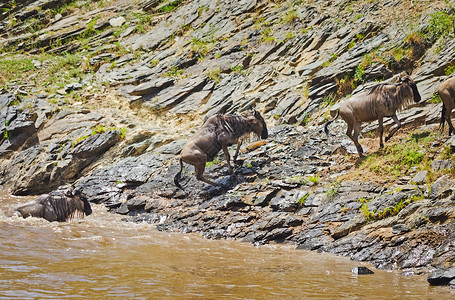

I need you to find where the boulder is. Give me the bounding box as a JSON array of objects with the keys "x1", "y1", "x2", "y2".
[
  {"x1": 430, "y1": 175, "x2": 455, "y2": 200},
  {"x1": 430, "y1": 160, "x2": 453, "y2": 172},
  {"x1": 351, "y1": 266, "x2": 374, "y2": 275},
  {"x1": 411, "y1": 170, "x2": 428, "y2": 184},
  {"x1": 428, "y1": 267, "x2": 455, "y2": 286}
]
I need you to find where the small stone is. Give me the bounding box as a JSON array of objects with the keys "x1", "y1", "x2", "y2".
[
  {"x1": 55, "y1": 13, "x2": 62, "y2": 21},
  {"x1": 411, "y1": 170, "x2": 428, "y2": 184},
  {"x1": 31, "y1": 59, "x2": 41, "y2": 68},
  {"x1": 392, "y1": 224, "x2": 410, "y2": 234},
  {"x1": 109, "y1": 16, "x2": 126, "y2": 27},
  {"x1": 351, "y1": 266, "x2": 374, "y2": 275}
]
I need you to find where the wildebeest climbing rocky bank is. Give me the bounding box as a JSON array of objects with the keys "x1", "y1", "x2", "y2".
[{"x1": 2, "y1": 0, "x2": 455, "y2": 286}]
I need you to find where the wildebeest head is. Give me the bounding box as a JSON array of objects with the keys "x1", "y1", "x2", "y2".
[
  {"x1": 399, "y1": 75, "x2": 421, "y2": 103},
  {"x1": 68, "y1": 188, "x2": 92, "y2": 216},
  {"x1": 244, "y1": 109, "x2": 268, "y2": 139}
]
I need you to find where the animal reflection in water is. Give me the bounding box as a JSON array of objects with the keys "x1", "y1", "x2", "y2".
[
  {"x1": 325, "y1": 75, "x2": 421, "y2": 157},
  {"x1": 13, "y1": 188, "x2": 92, "y2": 222},
  {"x1": 174, "y1": 109, "x2": 268, "y2": 189}
]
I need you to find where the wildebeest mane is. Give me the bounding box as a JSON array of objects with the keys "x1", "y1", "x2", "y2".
[
  {"x1": 223, "y1": 114, "x2": 254, "y2": 139},
  {"x1": 368, "y1": 81, "x2": 414, "y2": 111},
  {"x1": 203, "y1": 114, "x2": 258, "y2": 162},
  {"x1": 368, "y1": 83, "x2": 386, "y2": 95}
]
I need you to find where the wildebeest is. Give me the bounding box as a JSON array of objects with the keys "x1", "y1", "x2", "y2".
[
  {"x1": 13, "y1": 188, "x2": 92, "y2": 222},
  {"x1": 438, "y1": 76, "x2": 455, "y2": 135},
  {"x1": 174, "y1": 109, "x2": 268, "y2": 189},
  {"x1": 325, "y1": 75, "x2": 421, "y2": 157}
]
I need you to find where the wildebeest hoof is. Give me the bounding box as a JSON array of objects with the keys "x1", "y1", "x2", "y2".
[{"x1": 234, "y1": 159, "x2": 244, "y2": 165}]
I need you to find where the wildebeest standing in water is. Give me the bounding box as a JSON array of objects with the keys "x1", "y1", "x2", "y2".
[
  {"x1": 14, "y1": 188, "x2": 92, "y2": 222},
  {"x1": 438, "y1": 76, "x2": 455, "y2": 135},
  {"x1": 174, "y1": 109, "x2": 268, "y2": 189},
  {"x1": 325, "y1": 75, "x2": 421, "y2": 157}
]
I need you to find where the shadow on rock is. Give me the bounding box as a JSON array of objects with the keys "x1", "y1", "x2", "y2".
[{"x1": 199, "y1": 173, "x2": 245, "y2": 199}]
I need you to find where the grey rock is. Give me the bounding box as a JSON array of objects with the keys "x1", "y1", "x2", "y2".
[
  {"x1": 430, "y1": 175, "x2": 455, "y2": 199},
  {"x1": 428, "y1": 267, "x2": 455, "y2": 285},
  {"x1": 89, "y1": 53, "x2": 116, "y2": 65},
  {"x1": 351, "y1": 266, "x2": 374, "y2": 275},
  {"x1": 128, "y1": 77, "x2": 174, "y2": 97},
  {"x1": 430, "y1": 160, "x2": 453, "y2": 172},
  {"x1": 109, "y1": 16, "x2": 126, "y2": 27},
  {"x1": 270, "y1": 191, "x2": 300, "y2": 212},
  {"x1": 392, "y1": 224, "x2": 411, "y2": 234},
  {"x1": 411, "y1": 170, "x2": 428, "y2": 184},
  {"x1": 0, "y1": 94, "x2": 14, "y2": 109}
]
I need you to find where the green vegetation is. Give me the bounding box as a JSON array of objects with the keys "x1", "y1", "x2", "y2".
[
  {"x1": 325, "y1": 182, "x2": 340, "y2": 201},
  {"x1": 260, "y1": 26, "x2": 275, "y2": 43},
  {"x1": 231, "y1": 65, "x2": 244, "y2": 73},
  {"x1": 345, "y1": 131, "x2": 446, "y2": 183},
  {"x1": 71, "y1": 125, "x2": 126, "y2": 147},
  {"x1": 0, "y1": 52, "x2": 85, "y2": 95},
  {"x1": 206, "y1": 156, "x2": 221, "y2": 168},
  {"x1": 427, "y1": 10, "x2": 455, "y2": 40},
  {"x1": 322, "y1": 53, "x2": 338, "y2": 68},
  {"x1": 165, "y1": 67, "x2": 184, "y2": 78},
  {"x1": 445, "y1": 63, "x2": 455, "y2": 76},
  {"x1": 286, "y1": 175, "x2": 307, "y2": 185},
  {"x1": 190, "y1": 36, "x2": 215, "y2": 59},
  {"x1": 359, "y1": 193, "x2": 423, "y2": 221},
  {"x1": 362, "y1": 142, "x2": 425, "y2": 177},
  {"x1": 158, "y1": 0, "x2": 184, "y2": 13},
  {"x1": 354, "y1": 64, "x2": 365, "y2": 83},
  {"x1": 308, "y1": 174, "x2": 320, "y2": 184},
  {"x1": 282, "y1": 8, "x2": 298, "y2": 24},
  {"x1": 298, "y1": 193, "x2": 310, "y2": 206},
  {"x1": 300, "y1": 113, "x2": 310, "y2": 127},
  {"x1": 207, "y1": 67, "x2": 221, "y2": 84},
  {"x1": 0, "y1": 58, "x2": 35, "y2": 86},
  {"x1": 429, "y1": 92, "x2": 442, "y2": 104}
]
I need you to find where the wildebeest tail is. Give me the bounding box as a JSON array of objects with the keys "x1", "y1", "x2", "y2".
[
  {"x1": 174, "y1": 157, "x2": 185, "y2": 190},
  {"x1": 324, "y1": 109, "x2": 340, "y2": 136},
  {"x1": 440, "y1": 100, "x2": 446, "y2": 132}
]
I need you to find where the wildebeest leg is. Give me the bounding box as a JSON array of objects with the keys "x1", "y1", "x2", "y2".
[
  {"x1": 346, "y1": 122, "x2": 363, "y2": 157},
  {"x1": 446, "y1": 102, "x2": 455, "y2": 136},
  {"x1": 378, "y1": 117, "x2": 384, "y2": 148},
  {"x1": 352, "y1": 122, "x2": 364, "y2": 156},
  {"x1": 385, "y1": 114, "x2": 401, "y2": 142},
  {"x1": 195, "y1": 162, "x2": 217, "y2": 186},
  {"x1": 222, "y1": 146, "x2": 233, "y2": 174},
  {"x1": 233, "y1": 140, "x2": 242, "y2": 163},
  {"x1": 181, "y1": 148, "x2": 217, "y2": 186}
]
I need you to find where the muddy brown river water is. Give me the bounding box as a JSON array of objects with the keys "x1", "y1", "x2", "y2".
[{"x1": 0, "y1": 191, "x2": 454, "y2": 299}]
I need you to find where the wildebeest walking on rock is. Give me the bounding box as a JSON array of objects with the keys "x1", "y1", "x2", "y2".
[
  {"x1": 438, "y1": 76, "x2": 455, "y2": 135},
  {"x1": 325, "y1": 75, "x2": 421, "y2": 157},
  {"x1": 174, "y1": 109, "x2": 268, "y2": 189},
  {"x1": 14, "y1": 188, "x2": 92, "y2": 222}
]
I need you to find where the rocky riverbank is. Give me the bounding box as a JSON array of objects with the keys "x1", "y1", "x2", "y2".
[{"x1": 2, "y1": 0, "x2": 455, "y2": 286}]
